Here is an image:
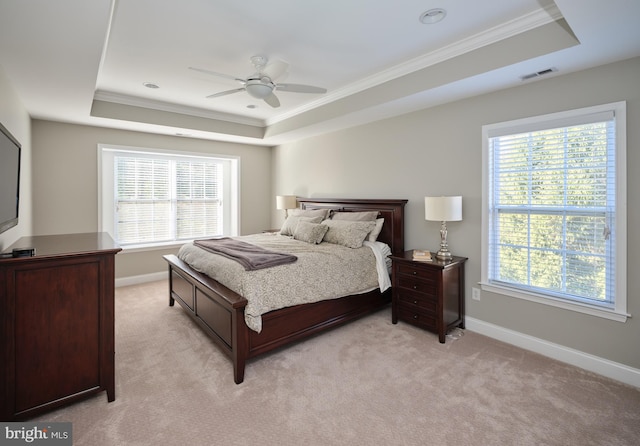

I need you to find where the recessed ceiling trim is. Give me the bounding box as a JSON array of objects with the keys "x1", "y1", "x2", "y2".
[
  {"x1": 95, "y1": 0, "x2": 118, "y2": 94},
  {"x1": 93, "y1": 90, "x2": 265, "y2": 127},
  {"x1": 267, "y1": 4, "x2": 563, "y2": 126},
  {"x1": 91, "y1": 99, "x2": 266, "y2": 140}
]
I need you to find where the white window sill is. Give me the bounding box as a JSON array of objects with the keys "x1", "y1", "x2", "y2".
[
  {"x1": 118, "y1": 240, "x2": 190, "y2": 253},
  {"x1": 479, "y1": 282, "x2": 630, "y2": 323}
]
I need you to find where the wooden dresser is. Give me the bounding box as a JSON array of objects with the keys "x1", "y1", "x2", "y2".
[
  {"x1": 0, "y1": 232, "x2": 121, "y2": 420},
  {"x1": 390, "y1": 251, "x2": 467, "y2": 343}
]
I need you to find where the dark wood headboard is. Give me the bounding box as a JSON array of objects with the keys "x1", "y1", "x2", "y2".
[{"x1": 297, "y1": 198, "x2": 408, "y2": 255}]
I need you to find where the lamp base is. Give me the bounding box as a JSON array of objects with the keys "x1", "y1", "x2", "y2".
[
  {"x1": 435, "y1": 220, "x2": 454, "y2": 260},
  {"x1": 435, "y1": 249, "x2": 453, "y2": 260}
]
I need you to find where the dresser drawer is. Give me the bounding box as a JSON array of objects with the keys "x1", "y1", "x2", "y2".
[{"x1": 395, "y1": 290, "x2": 436, "y2": 314}]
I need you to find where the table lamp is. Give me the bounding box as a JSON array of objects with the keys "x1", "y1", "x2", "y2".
[
  {"x1": 424, "y1": 196, "x2": 462, "y2": 260},
  {"x1": 276, "y1": 195, "x2": 298, "y2": 218}
]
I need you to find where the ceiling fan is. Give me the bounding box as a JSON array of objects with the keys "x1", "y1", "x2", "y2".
[{"x1": 189, "y1": 55, "x2": 327, "y2": 108}]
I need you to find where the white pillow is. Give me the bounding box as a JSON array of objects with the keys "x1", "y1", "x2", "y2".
[{"x1": 367, "y1": 218, "x2": 385, "y2": 242}]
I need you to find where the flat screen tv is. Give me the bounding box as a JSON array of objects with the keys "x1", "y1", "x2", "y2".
[{"x1": 0, "y1": 121, "x2": 21, "y2": 234}]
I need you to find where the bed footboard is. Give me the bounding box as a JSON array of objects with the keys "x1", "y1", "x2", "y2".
[
  {"x1": 164, "y1": 254, "x2": 249, "y2": 384},
  {"x1": 164, "y1": 254, "x2": 390, "y2": 384}
]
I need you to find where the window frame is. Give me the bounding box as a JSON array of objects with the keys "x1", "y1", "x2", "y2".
[
  {"x1": 98, "y1": 144, "x2": 240, "y2": 250},
  {"x1": 481, "y1": 102, "x2": 628, "y2": 322}
]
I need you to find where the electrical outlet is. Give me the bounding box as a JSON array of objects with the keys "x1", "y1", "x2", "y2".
[{"x1": 472, "y1": 287, "x2": 481, "y2": 301}]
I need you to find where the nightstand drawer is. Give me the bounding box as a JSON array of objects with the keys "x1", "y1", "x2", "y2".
[
  {"x1": 395, "y1": 275, "x2": 437, "y2": 295},
  {"x1": 395, "y1": 290, "x2": 436, "y2": 314},
  {"x1": 397, "y1": 306, "x2": 436, "y2": 329},
  {"x1": 395, "y1": 262, "x2": 439, "y2": 280}
]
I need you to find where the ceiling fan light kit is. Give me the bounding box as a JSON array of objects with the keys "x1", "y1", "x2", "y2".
[
  {"x1": 245, "y1": 79, "x2": 274, "y2": 99},
  {"x1": 190, "y1": 55, "x2": 326, "y2": 108}
]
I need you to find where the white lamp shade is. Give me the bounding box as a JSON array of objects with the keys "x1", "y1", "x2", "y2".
[
  {"x1": 424, "y1": 196, "x2": 462, "y2": 222},
  {"x1": 276, "y1": 195, "x2": 298, "y2": 210}
]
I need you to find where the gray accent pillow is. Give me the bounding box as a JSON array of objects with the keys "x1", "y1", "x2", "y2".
[
  {"x1": 288, "y1": 208, "x2": 330, "y2": 219},
  {"x1": 293, "y1": 221, "x2": 329, "y2": 244},
  {"x1": 321, "y1": 219, "x2": 377, "y2": 248},
  {"x1": 331, "y1": 211, "x2": 379, "y2": 221},
  {"x1": 280, "y1": 215, "x2": 324, "y2": 236}
]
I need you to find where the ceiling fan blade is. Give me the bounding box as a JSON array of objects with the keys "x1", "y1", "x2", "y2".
[
  {"x1": 262, "y1": 60, "x2": 289, "y2": 81},
  {"x1": 206, "y1": 88, "x2": 245, "y2": 99},
  {"x1": 276, "y1": 83, "x2": 327, "y2": 94},
  {"x1": 188, "y1": 66, "x2": 246, "y2": 84},
  {"x1": 263, "y1": 92, "x2": 280, "y2": 108}
]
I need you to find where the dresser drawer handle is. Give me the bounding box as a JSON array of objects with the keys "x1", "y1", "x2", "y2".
[
  {"x1": 413, "y1": 300, "x2": 418, "y2": 304},
  {"x1": 413, "y1": 314, "x2": 418, "y2": 319},
  {"x1": 413, "y1": 285, "x2": 418, "y2": 290},
  {"x1": 412, "y1": 271, "x2": 417, "y2": 275}
]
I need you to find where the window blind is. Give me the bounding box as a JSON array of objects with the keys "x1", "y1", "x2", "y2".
[
  {"x1": 487, "y1": 116, "x2": 616, "y2": 306},
  {"x1": 115, "y1": 157, "x2": 172, "y2": 244},
  {"x1": 175, "y1": 160, "x2": 222, "y2": 240},
  {"x1": 114, "y1": 154, "x2": 223, "y2": 246}
]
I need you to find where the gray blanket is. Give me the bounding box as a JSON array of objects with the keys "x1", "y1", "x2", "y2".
[{"x1": 193, "y1": 237, "x2": 297, "y2": 270}]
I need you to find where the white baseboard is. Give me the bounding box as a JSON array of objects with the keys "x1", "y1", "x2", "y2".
[
  {"x1": 115, "y1": 271, "x2": 166, "y2": 288},
  {"x1": 465, "y1": 317, "x2": 640, "y2": 389}
]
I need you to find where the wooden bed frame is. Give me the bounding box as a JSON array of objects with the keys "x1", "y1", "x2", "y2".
[{"x1": 163, "y1": 198, "x2": 407, "y2": 384}]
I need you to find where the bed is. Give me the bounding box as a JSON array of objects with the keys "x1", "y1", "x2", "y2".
[{"x1": 163, "y1": 198, "x2": 407, "y2": 383}]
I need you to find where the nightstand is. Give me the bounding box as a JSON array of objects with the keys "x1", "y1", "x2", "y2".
[{"x1": 390, "y1": 251, "x2": 467, "y2": 343}]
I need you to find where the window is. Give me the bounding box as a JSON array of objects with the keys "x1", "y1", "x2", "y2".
[
  {"x1": 481, "y1": 102, "x2": 627, "y2": 321},
  {"x1": 99, "y1": 145, "x2": 239, "y2": 249}
]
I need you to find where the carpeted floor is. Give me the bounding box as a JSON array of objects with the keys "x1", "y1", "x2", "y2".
[{"x1": 34, "y1": 280, "x2": 640, "y2": 445}]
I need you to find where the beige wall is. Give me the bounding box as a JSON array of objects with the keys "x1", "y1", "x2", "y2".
[
  {"x1": 5, "y1": 54, "x2": 639, "y2": 374},
  {"x1": 0, "y1": 65, "x2": 32, "y2": 251},
  {"x1": 31, "y1": 121, "x2": 272, "y2": 279},
  {"x1": 272, "y1": 57, "x2": 640, "y2": 370}
]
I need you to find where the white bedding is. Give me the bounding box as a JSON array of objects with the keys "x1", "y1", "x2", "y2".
[{"x1": 177, "y1": 234, "x2": 391, "y2": 332}]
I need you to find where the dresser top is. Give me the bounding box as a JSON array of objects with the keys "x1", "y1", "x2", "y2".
[{"x1": 1, "y1": 232, "x2": 121, "y2": 260}]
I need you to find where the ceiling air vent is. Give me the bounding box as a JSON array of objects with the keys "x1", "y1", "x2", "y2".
[{"x1": 520, "y1": 67, "x2": 557, "y2": 81}]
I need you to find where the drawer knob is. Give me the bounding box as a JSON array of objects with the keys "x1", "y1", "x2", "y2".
[
  {"x1": 413, "y1": 300, "x2": 418, "y2": 304},
  {"x1": 413, "y1": 285, "x2": 418, "y2": 290},
  {"x1": 412, "y1": 271, "x2": 417, "y2": 275},
  {"x1": 413, "y1": 314, "x2": 418, "y2": 319}
]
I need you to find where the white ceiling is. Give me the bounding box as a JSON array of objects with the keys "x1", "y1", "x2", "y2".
[{"x1": 1, "y1": 0, "x2": 639, "y2": 146}]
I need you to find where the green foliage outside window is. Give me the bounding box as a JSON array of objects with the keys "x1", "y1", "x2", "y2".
[{"x1": 490, "y1": 122, "x2": 612, "y2": 303}]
